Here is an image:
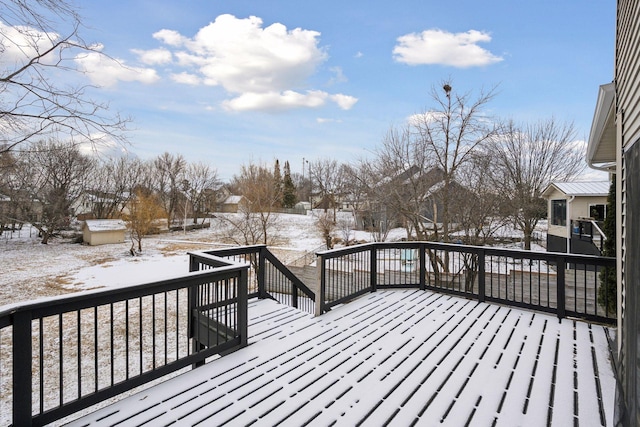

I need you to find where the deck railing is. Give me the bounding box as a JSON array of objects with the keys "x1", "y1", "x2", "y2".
[
  {"x1": 0, "y1": 241, "x2": 616, "y2": 426},
  {"x1": 0, "y1": 258, "x2": 248, "y2": 427},
  {"x1": 190, "y1": 245, "x2": 316, "y2": 315},
  {"x1": 317, "y1": 242, "x2": 617, "y2": 324}
]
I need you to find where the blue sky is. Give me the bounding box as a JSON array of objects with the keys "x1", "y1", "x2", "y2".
[{"x1": 73, "y1": 0, "x2": 615, "y2": 179}]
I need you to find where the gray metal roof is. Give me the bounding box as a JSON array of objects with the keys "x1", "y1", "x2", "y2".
[{"x1": 548, "y1": 181, "x2": 610, "y2": 197}]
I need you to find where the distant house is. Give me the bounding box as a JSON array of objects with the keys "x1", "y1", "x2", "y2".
[
  {"x1": 541, "y1": 181, "x2": 610, "y2": 255},
  {"x1": 82, "y1": 219, "x2": 127, "y2": 246},
  {"x1": 220, "y1": 195, "x2": 249, "y2": 213}
]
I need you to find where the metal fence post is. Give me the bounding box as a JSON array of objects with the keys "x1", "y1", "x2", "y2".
[
  {"x1": 556, "y1": 256, "x2": 566, "y2": 320},
  {"x1": 13, "y1": 310, "x2": 32, "y2": 426}
]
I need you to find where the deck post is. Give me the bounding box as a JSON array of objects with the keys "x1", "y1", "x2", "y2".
[
  {"x1": 419, "y1": 244, "x2": 426, "y2": 290},
  {"x1": 238, "y1": 267, "x2": 249, "y2": 347},
  {"x1": 316, "y1": 254, "x2": 326, "y2": 316},
  {"x1": 258, "y1": 246, "x2": 267, "y2": 299},
  {"x1": 13, "y1": 310, "x2": 32, "y2": 426},
  {"x1": 189, "y1": 254, "x2": 200, "y2": 272},
  {"x1": 556, "y1": 256, "x2": 566, "y2": 319},
  {"x1": 370, "y1": 245, "x2": 377, "y2": 292},
  {"x1": 478, "y1": 249, "x2": 485, "y2": 302}
]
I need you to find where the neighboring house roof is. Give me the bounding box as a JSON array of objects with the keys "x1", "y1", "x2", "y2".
[
  {"x1": 83, "y1": 219, "x2": 126, "y2": 232},
  {"x1": 224, "y1": 195, "x2": 245, "y2": 204},
  {"x1": 542, "y1": 181, "x2": 610, "y2": 198}
]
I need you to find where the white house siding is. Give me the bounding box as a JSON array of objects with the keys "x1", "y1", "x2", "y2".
[{"x1": 615, "y1": 1, "x2": 640, "y2": 424}]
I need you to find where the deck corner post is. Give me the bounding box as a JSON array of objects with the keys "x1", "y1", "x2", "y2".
[
  {"x1": 238, "y1": 267, "x2": 249, "y2": 347},
  {"x1": 13, "y1": 309, "x2": 33, "y2": 426},
  {"x1": 189, "y1": 253, "x2": 199, "y2": 272},
  {"x1": 316, "y1": 254, "x2": 326, "y2": 316}
]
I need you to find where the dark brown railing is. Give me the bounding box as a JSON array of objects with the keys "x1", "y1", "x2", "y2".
[{"x1": 317, "y1": 242, "x2": 616, "y2": 324}]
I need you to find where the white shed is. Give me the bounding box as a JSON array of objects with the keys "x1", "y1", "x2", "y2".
[{"x1": 82, "y1": 219, "x2": 127, "y2": 246}]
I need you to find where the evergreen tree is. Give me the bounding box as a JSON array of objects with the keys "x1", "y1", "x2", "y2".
[
  {"x1": 283, "y1": 161, "x2": 298, "y2": 208},
  {"x1": 273, "y1": 159, "x2": 283, "y2": 206},
  {"x1": 598, "y1": 175, "x2": 617, "y2": 316}
]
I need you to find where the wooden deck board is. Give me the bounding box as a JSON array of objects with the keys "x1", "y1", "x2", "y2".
[{"x1": 69, "y1": 289, "x2": 616, "y2": 427}]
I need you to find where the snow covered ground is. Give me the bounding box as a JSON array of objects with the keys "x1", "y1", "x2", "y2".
[{"x1": 0, "y1": 213, "x2": 546, "y2": 307}]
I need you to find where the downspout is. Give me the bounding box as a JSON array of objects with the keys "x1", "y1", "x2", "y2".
[{"x1": 566, "y1": 195, "x2": 575, "y2": 254}]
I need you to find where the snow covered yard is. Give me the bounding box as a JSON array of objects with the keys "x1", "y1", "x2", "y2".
[
  {"x1": 70, "y1": 289, "x2": 616, "y2": 427},
  {"x1": 3, "y1": 213, "x2": 605, "y2": 426},
  {"x1": 0, "y1": 213, "x2": 330, "y2": 307}
]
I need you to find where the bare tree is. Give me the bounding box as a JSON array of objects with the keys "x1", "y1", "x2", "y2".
[
  {"x1": 126, "y1": 189, "x2": 165, "y2": 254},
  {"x1": 369, "y1": 126, "x2": 441, "y2": 240},
  {"x1": 183, "y1": 162, "x2": 219, "y2": 224},
  {"x1": 410, "y1": 80, "x2": 498, "y2": 242},
  {"x1": 491, "y1": 118, "x2": 584, "y2": 249},
  {"x1": 87, "y1": 156, "x2": 143, "y2": 219},
  {"x1": 152, "y1": 152, "x2": 186, "y2": 227},
  {"x1": 309, "y1": 159, "x2": 342, "y2": 211},
  {"x1": 226, "y1": 163, "x2": 281, "y2": 245},
  {"x1": 315, "y1": 211, "x2": 336, "y2": 249},
  {"x1": 0, "y1": 0, "x2": 129, "y2": 154},
  {"x1": 19, "y1": 140, "x2": 94, "y2": 243},
  {"x1": 453, "y1": 152, "x2": 508, "y2": 245}
]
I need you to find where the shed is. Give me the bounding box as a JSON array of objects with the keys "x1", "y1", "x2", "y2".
[
  {"x1": 220, "y1": 195, "x2": 249, "y2": 213},
  {"x1": 82, "y1": 219, "x2": 127, "y2": 246}
]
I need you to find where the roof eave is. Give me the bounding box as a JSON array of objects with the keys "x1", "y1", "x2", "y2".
[{"x1": 587, "y1": 82, "x2": 616, "y2": 171}]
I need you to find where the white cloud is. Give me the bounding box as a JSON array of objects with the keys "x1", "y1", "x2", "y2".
[
  {"x1": 317, "y1": 117, "x2": 343, "y2": 124},
  {"x1": 75, "y1": 51, "x2": 160, "y2": 87},
  {"x1": 0, "y1": 21, "x2": 65, "y2": 66},
  {"x1": 150, "y1": 14, "x2": 357, "y2": 112},
  {"x1": 393, "y1": 29, "x2": 503, "y2": 68},
  {"x1": 132, "y1": 47, "x2": 172, "y2": 65},
  {"x1": 170, "y1": 72, "x2": 201, "y2": 85},
  {"x1": 222, "y1": 90, "x2": 327, "y2": 112},
  {"x1": 328, "y1": 66, "x2": 347, "y2": 85},
  {"x1": 330, "y1": 94, "x2": 358, "y2": 110},
  {"x1": 222, "y1": 90, "x2": 357, "y2": 112},
  {"x1": 152, "y1": 29, "x2": 188, "y2": 47},
  {"x1": 77, "y1": 136, "x2": 132, "y2": 159}
]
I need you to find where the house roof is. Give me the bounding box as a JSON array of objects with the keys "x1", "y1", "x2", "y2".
[
  {"x1": 223, "y1": 195, "x2": 245, "y2": 204},
  {"x1": 83, "y1": 219, "x2": 127, "y2": 232},
  {"x1": 542, "y1": 181, "x2": 610, "y2": 198},
  {"x1": 587, "y1": 82, "x2": 616, "y2": 169}
]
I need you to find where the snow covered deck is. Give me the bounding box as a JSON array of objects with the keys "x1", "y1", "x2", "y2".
[{"x1": 70, "y1": 289, "x2": 616, "y2": 426}]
